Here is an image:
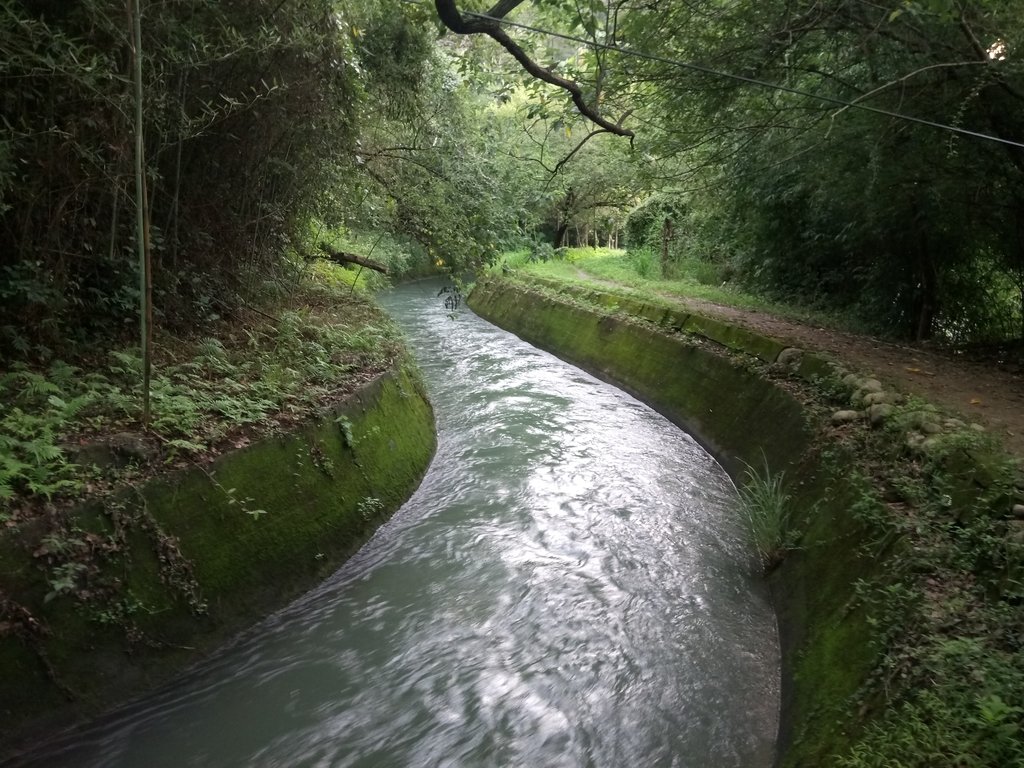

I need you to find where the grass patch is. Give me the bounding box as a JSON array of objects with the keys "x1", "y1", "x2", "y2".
[
  {"x1": 737, "y1": 459, "x2": 795, "y2": 572},
  {"x1": 559, "y1": 246, "x2": 621, "y2": 263},
  {"x1": 496, "y1": 246, "x2": 878, "y2": 335}
]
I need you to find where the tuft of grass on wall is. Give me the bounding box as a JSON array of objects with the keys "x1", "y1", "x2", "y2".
[{"x1": 737, "y1": 459, "x2": 795, "y2": 572}]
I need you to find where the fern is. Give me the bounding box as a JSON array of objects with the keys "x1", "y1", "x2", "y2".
[
  {"x1": 1, "y1": 287, "x2": 399, "y2": 505},
  {"x1": 20, "y1": 372, "x2": 61, "y2": 401}
]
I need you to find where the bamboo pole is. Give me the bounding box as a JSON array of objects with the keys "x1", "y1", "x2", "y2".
[{"x1": 130, "y1": 0, "x2": 152, "y2": 428}]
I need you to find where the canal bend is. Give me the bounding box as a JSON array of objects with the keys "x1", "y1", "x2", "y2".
[{"x1": 17, "y1": 279, "x2": 779, "y2": 768}]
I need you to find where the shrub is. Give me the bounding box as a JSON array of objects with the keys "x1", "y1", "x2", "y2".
[{"x1": 629, "y1": 248, "x2": 662, "y2": 280}]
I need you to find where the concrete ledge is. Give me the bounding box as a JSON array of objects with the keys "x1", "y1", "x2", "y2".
[
  {"x1": 469, "y1": 275, "x2": 879, "y2": 767},
  {"x1": 514, "y1": 274, "x2": 835, "y2": 372},
  {"x1": 0, "y1": 364, "x2": 436, "y2": 750}
]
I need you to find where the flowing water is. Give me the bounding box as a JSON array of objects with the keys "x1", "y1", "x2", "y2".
[{"x1": 11, "y1": 280, "x2": 779, "y2": 768}]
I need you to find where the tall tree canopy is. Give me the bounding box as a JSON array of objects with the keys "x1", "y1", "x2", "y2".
[{"x1": 431, "y1": 0, "x2": 1024, "y2": 340}]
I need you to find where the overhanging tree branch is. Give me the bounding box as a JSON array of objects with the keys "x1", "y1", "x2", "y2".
[
  {"x1": 542, "y1": 128, "x2": 609, "y2": 191},
  {"x1": 434, "y1": 0, "x2": 634, "y2": 139},
  {"x1": 318, "y1": 243, "x2": 389, "y2": 274}
]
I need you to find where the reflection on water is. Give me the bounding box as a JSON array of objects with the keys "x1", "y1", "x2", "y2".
[{"x1": 9, "y1": 279, "x2": 778, "y2": 768}]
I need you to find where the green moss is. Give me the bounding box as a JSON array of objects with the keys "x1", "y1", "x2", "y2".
[
  {"x1": 144, "y1": 365, "x2": 434, "y2": 627},
  {"x1": 504, "y1": 275, "x2": 789, "y2": 365},
  {"x1": 637, "y1": 302, "x2": 669, "y2": 325},
  {"x1": 659, "y1": 309, "x2": 688, "y2": 331},
  {"x1": 681, "y1": 313, "x2": 788, "y2": 363},
  {"x1": 468, "y1": 276, "x2": 886, "y2": 768},
  {"x1": 0, "y1": 365, "x2": 435, "y2": 750},
  {"x1": 0, "y1": 615, "x2": 65, "y2": 729},
  {"x1": 798, "y1": 353, "x2": 838, "y2": 383},
  {"x1": 772, "y1": 467, "x2": 881, "y2": 767}
]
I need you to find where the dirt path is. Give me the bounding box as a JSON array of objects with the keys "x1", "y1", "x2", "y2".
[
  {"x1": 685, "y1": 295, "x2": 1024, "y2": 457},
  {"x1": 572, "y1": 271, "x2": 1024, "y2": 458}
]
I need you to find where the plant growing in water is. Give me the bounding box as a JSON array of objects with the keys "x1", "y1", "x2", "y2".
[{"x1": 738, "y1": 458, "x2": 794, "y2": 573}]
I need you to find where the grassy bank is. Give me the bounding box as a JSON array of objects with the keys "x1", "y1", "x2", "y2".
[{"x1": 496, "y1": 246, "x2": 878, "y2": 335}]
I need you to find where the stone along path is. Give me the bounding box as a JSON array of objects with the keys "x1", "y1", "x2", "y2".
[{"x1": 664, "y1": 294, "x2": 1024, "y2": 458}]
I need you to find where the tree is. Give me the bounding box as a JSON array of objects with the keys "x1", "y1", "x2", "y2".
[
  {"x1": 346, "y1": 7, "x2": 537, "y2": 272},
  {"x1": 458, "y1": 0, "x2": 1024, "y2": 340},
  {"x1": 0, "y1": 0, "x2": 364, "y2": 355}
]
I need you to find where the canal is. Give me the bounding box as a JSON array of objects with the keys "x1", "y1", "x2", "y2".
[{"x1": 13, "y1": 279, "x2": 778, "y2": 767}]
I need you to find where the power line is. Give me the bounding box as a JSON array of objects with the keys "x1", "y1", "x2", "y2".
[{"x1": 460, "y1": 8, "x2": 1024, "y2": 151}]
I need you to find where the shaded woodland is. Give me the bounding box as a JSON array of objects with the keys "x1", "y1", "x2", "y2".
[{"x1": 3, "y1": 1, "x2": 1024, "y2": 357}]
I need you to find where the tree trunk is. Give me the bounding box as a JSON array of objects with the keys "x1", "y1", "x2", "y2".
[
  {"x1": 661, "y1": 217, "x2": 674, "y2": 271},
  {"x1": 554, "y1": 189, "x2": 575, "y2": 247},
  {"x1": 912, "y1": 237, "x2": 937, "y2": 341},
  {"x1": 130, "y1": 0, "x2": 152, "y2": 429},
  {"x1": 1018, "y1": 283, "x2": 1024, "y2": 344},
  {"x1": 554, "y1": 221, "x2": 569, "y2": 248}
]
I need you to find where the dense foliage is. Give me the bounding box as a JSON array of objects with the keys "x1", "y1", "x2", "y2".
[
  {"x1": 436, "y1": 0, "x2": 1024, "y2": 341},
  {"x1": 649, "y1": 2, "x2": 1024, "y2": 341},
  {"x1": 0, "y1": 0, "x2": 367, "y2": 356},
  {"x1": 4, "y1": 0, "x2": 1024, "y2": 359},
  {"x1": 0, "y1": 256, "x2": 400, "y2": 504},
  {"x1": 3, "y1": 2, "x2": 1024, "y2": 764},
  {"x1": 659, "y1": 0, "x2": 1024, "y2": 342}
]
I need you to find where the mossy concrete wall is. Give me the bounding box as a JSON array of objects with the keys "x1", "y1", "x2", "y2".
[
  {"x1": 0, "y1": 365, "x2": 435, "y2": 752},
  {"x1": 468, "y1": 276, "x2": 880, "y2": 767}
]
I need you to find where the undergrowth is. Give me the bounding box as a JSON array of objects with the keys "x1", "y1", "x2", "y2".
[
  {"x1": 825, "y1": 399, "x2": 1024, "y2": 767},
  {"x1": 0, "y1": 261, "x2": 401, "y2": 511}
]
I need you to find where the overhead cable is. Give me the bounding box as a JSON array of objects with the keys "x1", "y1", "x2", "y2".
[{"x1": 460, "y1": 8, "x2": 1024, "y2": 150}]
